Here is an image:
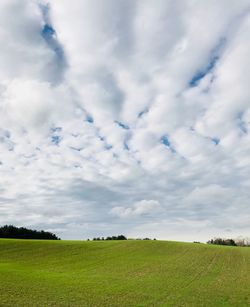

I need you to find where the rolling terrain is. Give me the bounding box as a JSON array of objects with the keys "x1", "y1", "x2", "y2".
[{"x1": 0, "y1": 239, "x2": 249, "y2": 306}]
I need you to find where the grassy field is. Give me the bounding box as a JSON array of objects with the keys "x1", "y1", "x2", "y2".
[{"x1": 0, "y1": 239, "x2": 249, "y2": 306}]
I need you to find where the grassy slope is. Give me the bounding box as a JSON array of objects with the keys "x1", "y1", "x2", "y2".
[{"x1": 0, "y1": 239, "x2": 249, "y2": 307}]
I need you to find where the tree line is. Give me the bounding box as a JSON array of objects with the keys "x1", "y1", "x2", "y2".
[
  {"x1": 0, "y1": 225, "x2": 60, "y2": 240},
  {"x1": 89, "y1": 235, "x2": 156, "y2": 241},
  {"x1": 207, "y1": 237, "x2": 250, "y2": 247},
  {"x1": 91, "y1": 235, "x2": 127, "y2": 241}
]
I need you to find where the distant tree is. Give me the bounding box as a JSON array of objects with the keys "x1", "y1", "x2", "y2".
[
  {"x1": 235, "y1": 237, "x2": 250, "y2": 247},
  {"x1": 0, "y1": 225, "x2": 60, "y2": 240},
  {"x1": 116, "y1": 235, "x2": 127, "y2": 240},
  {"x1": 92, "y1": 235, "x2": 127, "y2": 241},
  {"x1": 207, "y1": 238, "x2": 237, "y2": 246},
  {"x1": 91, "y1": 235, "x2": 157, "y2": 241}
]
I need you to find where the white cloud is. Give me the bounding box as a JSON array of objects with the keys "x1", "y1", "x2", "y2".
[
  {"x1": 0, "y1": 0, "x2": 250, "y2": 241},
  {"x1": 110, "y1": 200, "x2": 162, "y2": 218}
]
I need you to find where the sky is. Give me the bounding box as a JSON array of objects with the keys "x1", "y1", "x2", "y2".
[{"x1": 0, "y1": 0, "x2": 250, "y2": 241}]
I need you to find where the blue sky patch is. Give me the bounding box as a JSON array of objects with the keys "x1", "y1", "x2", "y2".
[
  {"x1": 211, "y1": 137, "x2": 220, "y2": 145},
  {"x1": 160, "y1": 135, "x2": 176, "y2": 153},
  {"x1": 160, "y1": 135, "x2": 170, "y2": 147},
  {"x1": 189, "y1": 56, "x2": 219, "y2": 87},
  {"x1": 115, "y1": 121, "x2": 130, "y2": 130},
  {"x1": 51, "y1": 135, "x2": 62, "y2": 145},
  {"x1": 123, "y1": 141, "x2": 130, "y2": 150},
  {"x1": 86, "y1": 115, "x2": 94, "y2": 123},
  {"x1": 237, "y1": 113, "x2": 248, "y2": 134},
  {"x1": 138, "y1": 108, "x2": 149, "y2": 118},
  {"x1": 51, "y1": 127, "x2": 62, "y2": 145},
  {"x1": 42, "y1": 24, "x2": 55, "y2": 38},
  {"x1": 189, "y1": 37, "x2": 226, "y2": 87},
  {"x1": 105, "y1": 144, "x2": 113, "y2": 150},
  {"x1": 70, "y1": 146, "x2": 83, "y2": 152},
  {"x1": 51, "y1": 127, "x2": 62, "y2": 133},
  {"x1": 39, "y1": 3, "x2": 67, "y2": 85}
]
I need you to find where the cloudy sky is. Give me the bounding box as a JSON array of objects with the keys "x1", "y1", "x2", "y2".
[{"x1": 0, "y1": 0, "x2": 250, "y2": 241}]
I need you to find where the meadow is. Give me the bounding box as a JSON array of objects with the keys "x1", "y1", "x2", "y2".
[{"x1": 0, "y1": 239, "x2": 249, "y2": 306}]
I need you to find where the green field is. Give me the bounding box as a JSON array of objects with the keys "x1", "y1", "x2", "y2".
[{"x1": 0, "y1": 239, "x2": 249, "y2": 306}]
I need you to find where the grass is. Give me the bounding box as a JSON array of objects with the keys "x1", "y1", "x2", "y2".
[{"x1": 0, "y1": 239, "x2": 249, "y2": 306}]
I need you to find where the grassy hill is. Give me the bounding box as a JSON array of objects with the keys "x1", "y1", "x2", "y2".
[{"x1": 0, "y1": 239, "x2": 249, "y2": 306}]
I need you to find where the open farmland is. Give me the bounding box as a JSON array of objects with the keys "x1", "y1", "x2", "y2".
[{"x1": 0, "y1": 239, "x2": 249, "y2": 306}]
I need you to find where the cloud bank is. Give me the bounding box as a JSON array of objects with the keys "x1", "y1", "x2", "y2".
[{"x1": 0, "y1": 0, "x2": 250, "y2": 241}]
